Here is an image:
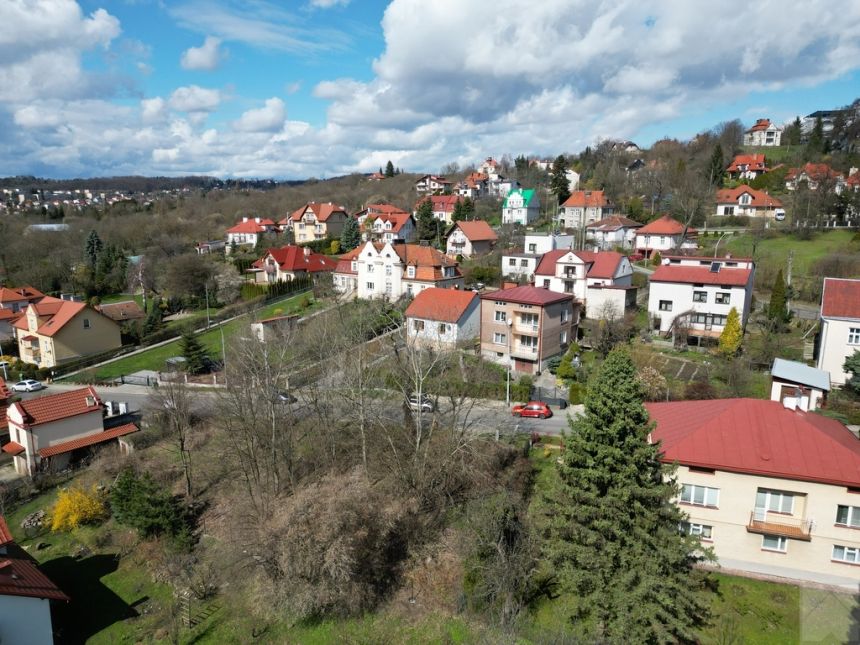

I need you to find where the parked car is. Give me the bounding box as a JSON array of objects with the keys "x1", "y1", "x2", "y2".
[
  {"x1": 408, "y1": 394, "x2": 435, "y2": 412},
  {"x1": 512, "y1": 401, "x2": 552, "y2": 419},
  {"x1": 12, "y1": 379, "x2": 43, "y2": 392},
  {"x1": 275, "y1": 391, "x2": 297, "y2": 404}
]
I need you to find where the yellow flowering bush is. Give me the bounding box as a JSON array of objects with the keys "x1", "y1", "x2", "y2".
[{"x1": 51, "y1": 485, "x2": 108, "y2": 532}]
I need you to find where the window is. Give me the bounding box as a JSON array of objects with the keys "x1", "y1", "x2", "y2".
[
  {"x1": 493, "y1": 332, "x2": 507, "y2": 345},
  {"x1": 560, "y1": 330, "x2": 568, "y2": 344},
  {"x1": 836, "y1": 505, "x2": 860, "y2": 528},
  {"x1": 832, "y1": 545, "x2": 860, "y2": 564},
  {"x1": 495, "y1": 311, "x2": 507, "y2": 322},
  {"x1": 850, "y1": 328, "x2": 860, "y2": 345},
  {"x1": 438, "y1": 323, "x2": 448, "y2": 334},
  {"x1": 368, "y1": 264, "x2": 375, "y2": 273},
  {"x1": 385, "y1": 266, "x2": 392, "y2": 276},
  {"x1": 407, "y1": 266, "x2": 416, "y2": 278},
  {"x1": 659, "y1": 300, "x2": 673, "y2": 312},
  {"x1": 351, "y1": 261, "x2": 357, "y2": 271},
  {"x1": 756, "y1": 489, "x2": 794, "y2": 515},
  {"x1": 693, "y1": 291, "x2": 707, "y2": 303},
  {"x1": 412, "y1": 320, "x2": 425, "y2": 332},
  {"x1": 543, "y1": 279, "x2": 550, "y2": 287},
  {"x1": 561, "y1": 308, "x2": 570, "y2": 323},
  {"x1": 715, "y1": 292, "x2": 731, "y2": 305},
  {"x1": 680, "y1": 484, "x2": 719, "y2": 507},
  {"x1": 520, "y1": 259, "x2": 528, "y2": 267},
  {"x1": 680, "y1": 522, "x2": 713, "y2": 540},
  {"x1": 527, "y1": 243, "x2": 537, "y2": 253},
  {"x1": 366, "y1": 282, "x2": 374, "y2": 291},
  {"x1": 385, "y1": 281, "x2": 392, "y2": 295},
  {"x1": 509, "y1": 258, "x2": 516, "y2": 266},
  {"x1": 761, "y1": 535, "x2": 787, "y2": 552},
  {"x1": 520, "y1": 335, "x2": 538, "y2": 349},
  {"x1": 83, "y1": 318, "x2": 91, "y2": 329},
  {"x1": 660, "y1": 236, "x2": 667, "y2": 245},
  {"x1": 724, "y1": 206, "x2": 735, "y2": 216},
  {"x1": 740, "y1": 194, "x2": 751, "y2": 205},
  {"x1": 521, "y1": 313, "x2": 539, "y2": 327}
]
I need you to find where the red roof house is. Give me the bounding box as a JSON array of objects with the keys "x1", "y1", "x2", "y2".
[
  {"x1": 249, "y1": 245, "x2": 337, "y2": 284},
  {"x1": 446, "y1": 221, "x2": 498, "y2": 257},
  {"x1": 726, "y1": 154, "x2": 768, "y2": 179},
  {"x1": 405, "y1": 288, "x2": 480, "y2": 347},
  {"x1": 820, "y1": 278, "x2": 860, "y2": 319},
  {"x1": 817, "y1": 278, "x2": 860, "y2": 387}
]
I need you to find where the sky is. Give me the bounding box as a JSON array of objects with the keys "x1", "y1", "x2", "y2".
[{"x1": 2, "y1": 0, "x2": 860, "y2": 180}]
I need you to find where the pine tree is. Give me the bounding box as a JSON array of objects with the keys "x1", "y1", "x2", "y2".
[
  {"x1": 843, "y1": 350, "x2": 860, "y2": 396},
  {"x1": 768, "y1": 269, "x2": 788, "y2": 323},
  {"x1": 452, "y1": 199, "x2": 465, "y2": 222},
  {"x1": 544, "y1": 348, "x2": 710, "y2": 642},
  {"x1": 180, "y1": 328, "x2": 210, "y2": 375},
  {"x1": 718, "y1": 307, "x2": 743, "y2": 356},
  {"x1": 549, "y1": 154, "x2": 571, "y2": 204},
  {"x1": 462, "y1": 197, "x2": 475, "y2": 220},
  {"x1": 142, "y1": 297, "x2": 163, "y2": 336},
  {"x1": 85, "y1": 230, "x2": 103, "y2": 268},
  {"x1": 807, "y1": 116, "x2": 825, "y2": 156},
  {"x1": 416, "y1": 198, "x2": 437, "y2": 241},
  {"x1": 707, "y1": 144, "x2": 725, "y2": 186},
  {"x1": 340, "y1": 216, "x2": 361, "y2": 252},
  {"x1": 385, "y1": 160, "x2": 396, "y2": 178}
]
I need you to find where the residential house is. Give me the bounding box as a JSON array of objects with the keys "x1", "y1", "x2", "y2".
[
  {"x1": 2, "y1": 387, "x2": 137, "y2": 476},
  {"x1": 647, "y1": 256, "x2": 755, "y2": 340},
  {"x1": 647, "y1": 398, "x2": 860, "y2": 590},
  {"x1": 586, "y1": 215, "x2": 642, "y2": 250},
  {"x1": 558, "y1": 190, "x2": 614, "y2": 230},
  {"x1": 367, "y1": 172, "x2": 386, "y2": 181},
  {"x1": 0, "y1": 286, "x2": 44, "y2": 341},
  {"x1": 285, "y1": 202, "x2": 350, "y2": 244},
  {"x1": 785, "y1": 163, "x2": 845, "y2": 193},
  {"x1": 95, "y1": 300, "x2": 145, "y2": 323},
  {"x1": 405, "y1": 288, "x2": 480, "y2": 349},
  {"x1": 195, "y1": 240, "x2": 226, "y2": 255},
  {"x1": 226, "y1": 216, "x2": 278, "y2": 250},
  {"x1": 743, "y1": 118, "x2": 782, "y2": 146},
  {"x1": 490, "y1": 177, "x2": 521, "y2": 199},
  {"x1": 357, "y1": 208, "x2": 416, "y2": 244},
  {"x1": 478, "y1": 157, "x2": 502, "y2": 181},
  {"x1": 534, "y1": 250, "x2": 636, "y2": 317},
  {"x1": 247, "y1": 245, "x2": 337, "y2": 284},
  {"x1": 13, "y1": 296, "x2": 122, "y2": 369},
  {"x1": 415, "y1": 195, "x2": 461, "y2": 226},
  {"x1": 802, "y1": 108, "x2": 860, "y2": 138},
  {"x1": 414, "y1": 175, "x2": 452, "y2": 195},
  {"x1": 634, "y1": 215, "x2": 697, "y2": 257},
  {"x1": 0, "y1": 515, "x2": 69, "y2": 645},
  {"x1": 479, "y1": 286, "x2": 580, "y2": 374},
  {"x1": 502, "y1": 189, "x2": 540, "y2": 225},
  {"x1": 445, "y1": 221, "x2": 498, "y2": 258},
  {"x1": 332, "y1": 242, "x2": 463, "y2": 300},
  {"x1": 250, "y1": 314, "x2": 299, "y2": 343},
  {"x1": 726, "y1": 154, "x2": 768, "y2": 180},
  {"x1": 770, "y1": 358, "x2": 829, "y2": 412},
  {"x1": 715, "y1": 185, "x2": 785, "y2": 219},
  {"x1": 501, "y1": 253, "x2": 541, "y2": 280},
  {"x1": 816, "y1": 277, "x2": 860, "y2": 387},
  {"x1": 0, "y1": 378, "x2": 10, "y2": 441},
  {"x1": 523, "y1": 233, "x2": 574, "y2": 255}
]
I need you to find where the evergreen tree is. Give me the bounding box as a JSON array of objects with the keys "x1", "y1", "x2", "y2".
[
  {"x1": 784, "y1": 117, "x2": 802, "y2": 146},
  {"x1": 452, "y1": 198, "x2": 465, "y2": 222},
  {"x1": 767, "y1": 269, "x2": 788, "y2": 323},
  {"x1": 706, "y1": 144, "x2": 725, "y2": 186},
  {"x1": 544, "y1": 348, "x2": 710, "y2": 642},
  {"x1": 385, "y1": 160, "x2": 396, "y2": 178},
  {"x1": 180, "y1": 328, "x2": 210, "y2": 375},
  {"x1": 549, "y1": 154, "x2": 571, "y2": 204},
  {"x1": 807, "y1": 116, "x2": 825, "y2": 156},
  {"x1": 718, "y1": 307, "x2": 743, "y2": 356},
  {"x1": 462, "y1": 197, "x2": 476, "y2": 220},
  {"x1": 110, "y1": 469, "x2": 188, "y2": 540},
  {"x1": 843, "y1": 350, "x2": 860, "y2": 396},
  {"x1": 142, "y1": 297, "x2": 163, "y2": 336},
  {"x1": 85, "y1": 230, "x2": 103, "y2": 268},
  {"x1": 340, "y1": 216, "x2": 361, "y2": 252},
  {"x1": 416, "y1": 198, "x2": 437, "y2": 241}
]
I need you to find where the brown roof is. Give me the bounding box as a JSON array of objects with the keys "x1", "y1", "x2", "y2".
[
  {"x1": 821, "y1": 278, "x2": 860, "y2": 319},
  {"x1": 562, "y1": 190, "x2": 611, "y2": 208},
  {"x1": 635, "y1": 215, "x2": 695, "y2": 236},
  {"x1": 252, "y1": 246, "x2": 337, "y2": 274},
  {"x1": 449, "y1": 221, "x2": 497, "y2": 242},
  {"x1": 586, "y1": 215, "x2": 642, "y2": 231},
  {"x1": 416, "y1": 195, "x2": 460, "y2": 212},
  {"x1": 97, "y1": 300, "x2": 145, "y2": 322},
  {"x1": 288, "y1": 202, "x2": 348, "y2": 223},
  {"x1": 0, "y1": 286, "x2": 44, "y2": 305},
  {"x1": 9, "y1": 387, "x2": 102, "y2": 428},
  {"x1": 715, "y1": 185, "x2": 783, "y2": 208},
  {"x1": 405, "y1": 288, "x2": 478, "y2": 323},
  {"x1": 650, "y1": 264, "x2": 753, "y2": 287},
  {"x1": 39, "y1": 422, "x2": 139, "y2": 458},
  {"x1": 394, "y1": 244, "x2": 460, "y2": 282},
  {"x1": 13, "y1": 296, "x2": 98, "y2": 338},
  {"x1": 480, "y1": 285, "x2": 573, "y2": 307}
]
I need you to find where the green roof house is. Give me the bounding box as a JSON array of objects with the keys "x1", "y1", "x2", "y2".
[{"x1": 502, "y1": 188, "x2": 540, "y2": 225}]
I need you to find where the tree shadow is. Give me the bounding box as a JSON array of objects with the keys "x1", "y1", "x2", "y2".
[
  {"x1": 41, "y1": 554, "x2": 139, "y2": 644},
  {"x1": 848, "y1": 591, "x2": 860, "y2": 644}
]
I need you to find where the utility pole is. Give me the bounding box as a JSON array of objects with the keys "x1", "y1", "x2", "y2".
[{"x1": 786, "y1": 250, "x2": 794, "y2": 312}]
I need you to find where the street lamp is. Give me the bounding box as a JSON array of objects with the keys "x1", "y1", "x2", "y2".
[
  {"x1": 713, "y1": 232, "x2": 729, "y2": 258},
  {"x1": 505, "y1": 318, "x2": 513, "y2": 406}
]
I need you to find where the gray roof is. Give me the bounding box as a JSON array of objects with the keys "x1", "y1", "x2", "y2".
[{"x1": 771, "y1": 358, "x2": 831, "y2": 392}]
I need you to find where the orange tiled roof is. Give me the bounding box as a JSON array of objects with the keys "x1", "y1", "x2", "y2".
[
  {"x1": 13, "y1": 296, "x2": 97, "y2": 338},
  {"x1": 252, "y1": 246, "x2": 337, "y2": 273},
  {"x1": 715, "y1": 185, "x2": 783, "y2": 208},
  {"x1": 9, "y1": 386, "x2": 102, "y2": 428},
  {"x1": 636, "y1": 215, "x2": 695, "y2": 236},
  {"x1": 821, "y1": 278, "x2": 860, "y2": 319},
  {"x1": 416, "y1": 195, "x2": 460, "y2": 212},
  {"x1": 0, "y1": 286, "x2": 44, "y2": 304},
  {"x1": 288, "y1": 202, "x2": 348, "y2": 223},
  {"x1": 363, "y1": 212, "x2": 413, "y2": 233},
  {"x1": 227, "y1": 218, "x2": 277, "y2": 234},
  {"x1": 39, "y1": 422, "x2": 138, "y2": 458},
  {"x1": 562, "y1": 190, "x2": 610, "y2": 208},
  {"x1": 450, "y1": 220, "x2": 497, "y2": 242},
  {"x1": 405, "y1": 288, "x2": 478, "y2": 323},
  {"x1": 727, "y1": 154, "x2": 767, "y2": 173}
]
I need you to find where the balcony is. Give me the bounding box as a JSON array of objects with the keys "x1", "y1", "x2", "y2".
[
  {"x1": 747, "y1": 510, "x2": 812, "y2": 541},
  {"x1": 516, "y1": 321, "x2": 539, "y2": 334},
  {"x1": 511, "y1": 344, "x2": 538, "y2": 359}
]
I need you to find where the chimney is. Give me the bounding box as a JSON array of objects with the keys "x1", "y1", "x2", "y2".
[
  {"x1": 242, "y1": 216, "x2": 248, "y2": 223},
  {"x1": 303, "y1": 246, "x2": 311, "y2": 257},
  {"x1": 503, "y1": 281, "x2": 518, "y2": 290},
  {"x1": 254, "y1": 216, "x2": 261, "y2": 224}
]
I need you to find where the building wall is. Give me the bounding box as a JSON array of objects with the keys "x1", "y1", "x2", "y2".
[
  {"x1": 0, "y1": 594, "x2": 55, "y2": 645},
  {"x1": 635, "y1": 233, "x2": 682, "y2": 253},
  {"x1": 586, "y1": 287, "x2": 633, "y2": 319},
  {"x1": 817, "y1": 318, "x2": 859, "y2": 386},
  {"x1": 647, "y1": 281, "x2": 752, "y2": 334},
  {"x1": 446, "y1": 229, "x2": 473, "y2": 257},
  {"x1": 502, "y1": 256, "x2": 539, "y2": 279},
  {"x1": 406, "y1": 298, "x2": 480, "y2": 349},
  {"x1": 673, "y1": 464, "x2": 860, "y2": 589},
  {"x1": 769, "y1": 378, "x2": 825, "y2": 411},
  {"x1": 49, "y1": 311, "x2": 122, "y2": 368},
  {"x1": 524, "y1": 234, "x2": 574, "y2": 255}
]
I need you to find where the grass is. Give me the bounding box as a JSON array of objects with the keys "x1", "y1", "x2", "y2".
[
  {"x1": 740, "y1": 145, "x2": 805, "y2": 164},
  {"x1": 721, "y1": 229, "x2": 858, "y2": 275},
  {"x1": 99, "y1": 293, "x2": 145, "y2": 307}
]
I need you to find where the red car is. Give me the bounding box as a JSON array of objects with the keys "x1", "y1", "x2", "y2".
[{"x1": 512, "y1": 401, "x2": 553, "y2": 419}]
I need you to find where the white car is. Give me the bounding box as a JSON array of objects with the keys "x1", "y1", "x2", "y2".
[{"x1": 12, "y1": 379, "x2": 43, "y2": 392}]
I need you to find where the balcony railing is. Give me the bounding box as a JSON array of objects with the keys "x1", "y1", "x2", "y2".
[
  {"x1": 517, "y1": 322, "x2": 539, "y2": 334},
  {"x1": 512, "y1": 344, "x2": 538, "y2": 357},
  {"x1": 747, "y1": 510, "x2": 812, "y2": 541}
]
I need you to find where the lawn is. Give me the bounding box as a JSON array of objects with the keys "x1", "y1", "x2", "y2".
[
  {"x1": 720, "y1": 229, "x2": 858, "y2": 275},
  {"x1": 99, "y1": 293, "x2": 145, "y2": 307}
]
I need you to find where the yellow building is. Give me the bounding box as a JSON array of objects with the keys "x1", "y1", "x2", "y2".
[
  {"x1": 283, "y1": 202, "x2": 349, "y2": 244},
  {"x1": 13, "y1": 296, "x2": 122, "y2": 369}
]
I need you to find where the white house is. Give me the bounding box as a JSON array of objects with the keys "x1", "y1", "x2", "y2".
[
  {"x1": 445, "y1": 221, "x2": 498, "y2": 258},
  {"x1": 523, "y1": 233, "x2": 574, "y2": 255},
  {"x1": 743, "y1": 118, "x2": 783, "y2": 146},
  {"x1": 817, "y1": 278, "x2": 860, "y2": 387},
  {"x1": 501, "y1": 253, "x2": 541, "y2": 280},
  {"x1": 490, "y1": 177, "x2": 520, "y2": 199},
  {"x1": 726, "y1": 154, "x2": 768, "y2": 181},
  {"x1": 414, "y1": 175, "x2": 452, "y2": 195},
  {"x1": 586, "y1": 215, "x2": 642, "y2": 250},
  {"x1": 404, "y1": 288, "x2": 480, "y2": 349},
  {"x1": 478, "y1": 157, "x2": 502, "y2": 181},
  {"x1": 359, "y1": 211, "x2": 416, "y2": 244},
  {"x1": 226, "y1": 216, "x2": 278, "y2": 250},
  {"x1": 333, "y1": 242, "x2": 463, "y2": 300},
  {"x1": 715, "y1": 186, "x2": 785, "y2": 219},
  {"x1": 558, "y1": 190, "x2": 614, "y2": 230},
  {"x1": 534, "y1": 250, "x2": 635, "y2": 317},
  {"x1": 502, "y1": 189, "x2": 540, "y2": 225},
  {"x1": 647, "y1": 256, "x2": 755, "y2": 340},
  {"x1": 634, "y1": 215, "x2": 698, "y2": 257},
  {"x1": 785, "y1": 163, "x2": 846, "y2": 194},
  {"x1": 247, "y1": 246, "x2": 337, "y2": 284},
  {"x1": 770, "y1": 358, "x2": 830, "y2": 412},
  {"x1": 455, "y1": 173, "x2": 488, "y2": 200}
]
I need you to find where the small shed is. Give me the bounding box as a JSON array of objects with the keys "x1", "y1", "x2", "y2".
[{"x1": 770, "y1": 358, "x2": 830, "y2": 411}]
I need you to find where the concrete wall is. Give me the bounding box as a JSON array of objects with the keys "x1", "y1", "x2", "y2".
[
  {"x1": 501, "y1": 256, "x2": 539, "y2": 279},
  {"x1": 0, "y1": 594, "x2": 55, "y2": 645},
  {"x1": 818, "y1": 318, "x2": 859, "y2": 386}
]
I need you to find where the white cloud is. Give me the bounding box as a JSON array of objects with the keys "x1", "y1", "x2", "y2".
[
  {"x1": 180, "y1": 36, "x2": 223, "y2": 71},
  {"x1": 309, "y1": 0, "x2": 350, "y2": 7},
  {"x1": 168, "y1": 85, "x2": 222, "y2": 112},
  {"x1": 141, "y1": 97, "x2": 167, "y2": 123},
  {"x1": 234, "y1": 98, "x2": 286, "y2": 132}
]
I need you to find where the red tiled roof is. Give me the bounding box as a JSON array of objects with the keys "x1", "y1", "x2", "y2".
[
  {"x1": 715, "y1": 185, "x2": 783, "y2": 208},
  {"x1": 0, "y1": 516, "x2": 12, "y2": 547},
  {"x1": 785, "y1": 162, "x2": 843, "y2": 183},
  {"x1": 39, "y1": 422, "x2": 138, "y2": 458},
  {"x1": 393, "y1": 244, "x2": 460, "y2": 282},
  {"x1": 13, "y1": 296, "x2": 94, "y2": 337},
  {"x1": 252, "y1": 246, "x2": 337, "y2": 274},
  {"x1": 360, "y1": 203, "x2": 409, "y2": 217},
  {"x1": 561, "y1": 190, "x2": 610, "y2": 208},
  {"x1": 20, "y1": 334, "x2": 37, "y2": 341},
  {"x1": 0, "y1": 518, "x2": 70, "y2": 601},
  {"x1": 534, "y1": 250, "x2": 625, "y2": 280},
  {"x1": 363, "y1": 212, "x2": 413, "y2": 233},
  {"x1": 0, "y1": 309, "x2": 18, "y2": 321},
  {"x1": 650, "y1": 264, "x2": 752, "y2": 287},
  {"x1": 747, "y1": 118, "x2": 773, "y2": 132},
  {"x1": 646, "y1": 399, "x2": 860, "y2": 488},
  {"x1": 0, "y1": 378, "x2": 9, "y2": 401},
  {"x1": 1, "y1": 442, "x2": 24, "y2": 456},
  {"x1": 586, "y1": 215, "x2": 642, "y2": 231},
  {"x1": 480, "y1": 285, "x2": 573, "y2": 307},
  {"x1": 9, "y1": 387, "x2": 102, "y2": 428},
  {"x1": 227, "y1": 218, "x2": 277, "y2": 234},
  {"x1": 635, "y1": 215, "x2": 695, "y2": 236},
  {"x1": 334, "y1": 246, "x2": 363, "y2": 275},
  {"x1": 450, "y1": 221, "x2": 497, "y2": 242},
  {"x1": 726, "y1": 154, "x2": 767, "y2": 173},
  {"x1": 97, "y1": 300, "x2": 145, "y2": 321},
  {"x1": 405, "y1": 288, "x2": 478, "y2": 323},
  {"x1": 821, "y1": 278, "x2": 860, "y2": 319},
  {"x1": 416, "y1": 195, "x2": 460, "y2": 212},
  {"x1": 288, "y1": 202, "x2": 348, "y2": 223},
  {"x1": 0, "y1": 286, "x2": 44, "y2": 304}
]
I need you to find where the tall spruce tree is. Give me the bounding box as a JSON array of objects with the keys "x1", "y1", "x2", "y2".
[
  {"x1": 706, "y1": 144, "x2": 725, "y2": 186},
  {"x1": 85, "y1": 230, "x2": 103, "y2": 268},
  {"x1": 452, "y1": 198, "x2": 465, "y2": 222},
  {"x1": 462, "y1": 197, "x2": 476, "y2": 220},
  {"x1": 416, "y1": 198, "x2": 437, "y2": 241},
  {"x1": 545, "y1": 348, "x2": 710, "y2": 642},
  {"x1": 385, "y1": 160, "x2": 396, "y2": 177},
  {"x1": 180, "y1": 328, "x2": 210, "y2": 375},
  {"x1": 549, "y1": 154, "x2": 571, "y2": 204},
  {"x1": 340, "y1": 216, "x2": 361, "y2": 251},
  {"x1": 768, "y1": 269, "x2": 788, "y2": 323}
]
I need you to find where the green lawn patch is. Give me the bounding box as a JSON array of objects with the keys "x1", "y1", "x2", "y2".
[{"x1": 99, "y1": 293, "x2": 145, "y2": 308}]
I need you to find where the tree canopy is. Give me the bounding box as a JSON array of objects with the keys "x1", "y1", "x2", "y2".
[{"x1": 549, "y1": 154, "x2": 571, "y2": 204}]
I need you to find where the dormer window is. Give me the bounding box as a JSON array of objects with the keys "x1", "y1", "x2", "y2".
[
  {"x1": 407, "y1": 266, "x2": 416, "y2": 278},
  {"x1": 739, "y1": 194, "x2": 751, "y2": 205}
]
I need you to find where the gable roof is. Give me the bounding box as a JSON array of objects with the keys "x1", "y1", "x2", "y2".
[
  {"x1": 771, "y1": 358, "x2": 831, "y2": 392},
  {"x1": 480, "y1": 285, "x2": 573, "y2": 307},
  {"x1": 9, "y1": 386, "x2": 102, "y2": 428},
  {"x1": 405, "y1": 288, "x2": 478, "y2": 323},
  {"x1": 534, "y1": 250, "x2": 625, "y2": 280},
  {"x1": 416, "y1": 195, "x2": 460, "y2": 212},
  {"x1": 13, "y1": 296, "x2": 101, "y2": 338},
  {"x1": 288, "y1": 202, "x2": 348, "y2": 223},
  {"x1": 334, "y1": 246, "x2": 364, "y2": 275},
  {"x1": 715, "y1": 185, "x2": 783, "y2": 208},
  {"x1": 253, "y1": 246, "x2": 337, "y2": 274},
  {"x1": 503, "y1": 188, "x2": 536, "y2": 208},
  {"x1": 786, "y1": 162, "x2": 843, "y2": 183},
  {"x1": 646, "y1": 398, "x2": 860, "y2": 488},
  {"x1": 747, "y1": 118, "x2": 775, "y2": 132},
  {"x1": 38, "y1": 422, "x2": 139, "y2": 458},
  {"x1": 363, "y1": 212, "x2": 414, "y2": 233},
  {"x1": 0, "y1": 286, "x2": 44, "y2": 305},
  {"x1": 0, "y1": 515, "x2": 69, "y2": 601},
  {"x1": 820, "y1": 278, "x2": 860, "y2": 319},
  {"x1": 635, "y1": 215, "x2": 695, "y2": 236},
  {"x1": 358, "y1": 203, "x2": 410, "y2": 218},
  {"x1": 227, "y1": 218, "x2": 277, "y2": 234},
  {"x1": 97, "y1": 300, "x2": 145, "y2": 322},
  {"x1": 650, "y1": 263, "x2": 752, "y2": 287},
  {"x1": 561, "y1": 190, "x2": 610, "y2": 208},
  {"x1": 449, "y1": 220, "x2": 497, "y2": 242},
  {"x1": 586, "y1": 215, "x2": 642, "y2": 232},
  {"x1": 726, "y1": 154, "x2": 767, "y2": 173}
]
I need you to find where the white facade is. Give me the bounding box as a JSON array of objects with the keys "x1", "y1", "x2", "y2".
[
  {"x1": 523, "y1": 233, "x2": 574, "y2": 255},
  {"x1": 415, "y1": 175, "x2": 450, "y2": 194},
  {"x1": 502, "y1": 190, "x2": 540, "y2": 225},
  {"x1": 406, "y1": 300, "x2": 480, "y2": 350},
  {"x1": 586, "y1": 225, "x2": 639, "y2": 250},
  {"x1": 559, "y1": 204, "x2": 612, "y2": 229},
  {"x1": 535, "y1": 252, "x2": 634, "y2": 312},
  {"x1": 743, "y1": 120, "x2": 783, "y2": 146},
  {"x1": 818, "y1": 318, "x2": 860, "y2": 387},
  {"x1": 770, "y1": 380, "x2": 826, "y2": 412},
  {"x1": 362, "y1": 216, "x2": 416, "y2": 244},
  {"x1": 0, "y1": 594, "x2": 55, "y2": 645},
  {"x1": 502, "y1": 254, "x2": 540, "y2": 279}
]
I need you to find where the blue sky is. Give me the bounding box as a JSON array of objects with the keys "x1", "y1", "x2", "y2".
[{"x1": 2, "y1": 0, "x2": 860, "y2": 179}]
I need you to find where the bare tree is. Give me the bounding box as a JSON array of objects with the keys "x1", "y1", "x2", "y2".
[{"x1": 151, "y1": 381, "x2": 195, "y2": 499}]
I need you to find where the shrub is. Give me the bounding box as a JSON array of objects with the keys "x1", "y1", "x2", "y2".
[
  {"x1": 546, "y1": 356, "x2": 562, "y2": 375},
  {"x1": 51, "y1": 485, "x2": 108, "y2": 532},
  {"x1": 511, "y1": 375, "x2": 533, "y2": 402},
  {"x1": 568, "y1": 382, "x2": 583, "y2": 404},
  {"x1": 110, "y1": 469, "x2": 189, "y2": 544},
  {"x1": 684, "y1": 380, "x2": 717, "y2": 400},
  {"x1": 650, "y1": 251, "x2": 662, "y2": 266}
]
